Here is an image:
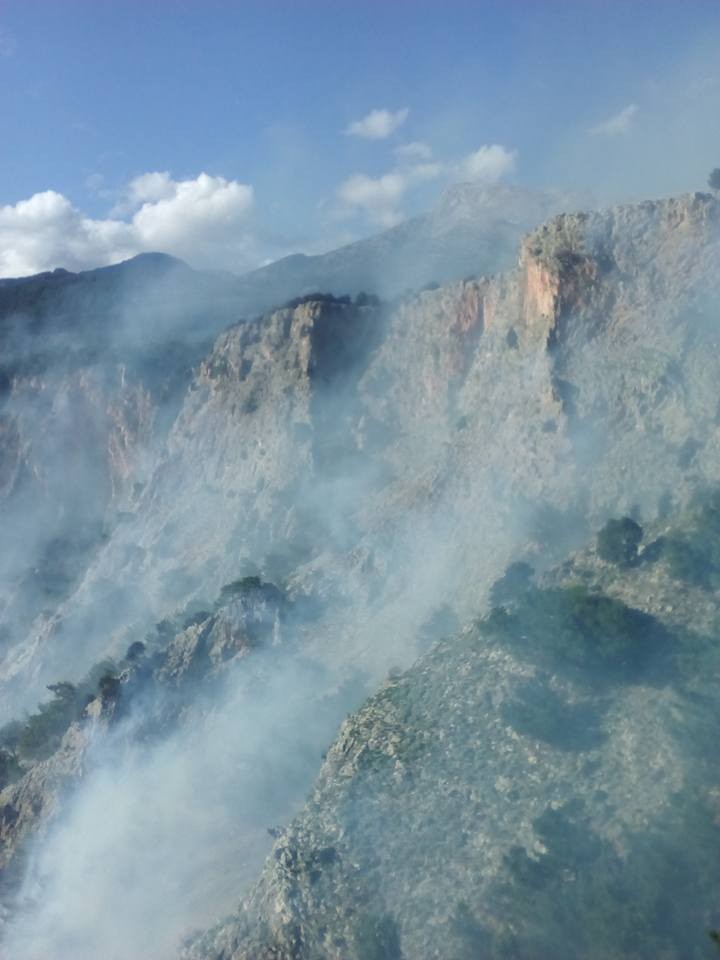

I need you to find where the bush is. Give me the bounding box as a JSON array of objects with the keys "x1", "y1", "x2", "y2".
[
  {"x1": 708, "y1": 168, "x2": 720, "y2": 191},
  {"x1": 0, "y1": 657, "x2": 119, "y2": 764},
  {"x1": 484, "y1": 586, "x2": 669, "y2": 683},
  {"x1": 16, "y1": 682, "x2": 81, "y2": 761},
  {"x1": 219, "y1": 576, "x2": 263, "y2": 600},
  {"x1": 597, "y1": 517, "x2": 643, "y2": 566},
  {"x1": 0, "y1": 749, "x2": 22, "y2": 790},
  {"x1": 98, "y1": 673, "x2": 121, "y2": 701},
  {"x1": 662, "y1": 537, "x2": 710, "y2": 587},
  {"x1": 355, "y1": 291, "x2": 381, "y2": 307},
  {"x1": 125, "y1": 640, "x2": 146, "y2": 661},
  {"x1": 659, "y1": 488, "x2": 720, "y2": 588}
]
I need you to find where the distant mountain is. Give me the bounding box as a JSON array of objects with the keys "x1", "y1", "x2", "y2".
[
  {"x1": 230, "y1": 183, "x2": 588, "y2": 303},
  {"x1": 0, "y1": 183, "x2": 587, "y2": 358}
]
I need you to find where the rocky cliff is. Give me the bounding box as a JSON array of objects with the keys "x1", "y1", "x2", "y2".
[{"x1": 0, "y1": 191, "x2": 718, "y2": 959}]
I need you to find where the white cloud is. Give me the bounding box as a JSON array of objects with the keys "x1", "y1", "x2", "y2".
[
  {"x1": 125, "y1": 171, "x2": 177, "y2": 206},
  {"x1": 336, "y1": 141, "x2": 516, "y2": 227},
  {"x1": 0, "y1": 172, "x2": 256, "y2": 278},
  {"x1": 394, "y1": 141, "x2": 433, "y2": 161},
  {"x1": 456, "y1": 144, "x2": 517, "y2": 183},
  {"x1": 336, "y1": 161, "x2": 443, "y2": 227},
  {"x1": 589, "y1": 103, "x2": 638, "y2": 137},
  {"x1": 345, "y1": 107, "x2": 409, "y2": 140}
]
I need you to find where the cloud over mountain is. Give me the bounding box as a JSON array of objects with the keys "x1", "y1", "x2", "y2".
[{"x1": 0, "y1": 173, "x2": 255, "y2": 278}]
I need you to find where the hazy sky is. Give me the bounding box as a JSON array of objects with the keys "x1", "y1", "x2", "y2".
[{"x1": 1, "y1": 0, "x2": 719, "y2": 276}]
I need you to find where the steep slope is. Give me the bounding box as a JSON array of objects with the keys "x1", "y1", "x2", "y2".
[
  {"x1": 184, "y1": 497, "x2": 720, "y2": 960},
  {"x1": 19, "y1": 192, "x2": 718, "y2": 701},
  {"x1": 0, "y1": 183, "x2": 575, "y2": 704},
  {"x1": 0, "y1": 191, "x2": 718, "y2": 959},
  {"x1": 233, "y1": 183, "x2": 586, "y2": 301}
]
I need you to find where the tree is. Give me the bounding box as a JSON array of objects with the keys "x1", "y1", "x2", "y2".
[
  {"x1": 597, "y1": 517, "x2": 643, "y2": 567},
  {"x1": 708, "y1": 168, "x2": 720, "y2": 192}
]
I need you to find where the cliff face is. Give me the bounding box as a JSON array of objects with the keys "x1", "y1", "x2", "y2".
[
  {"x1": 0, "y1": 192, "x2": 719, "y2": 959},
  {"x1": 5, "y1": 192, "x2": 720, "y2": 723}
]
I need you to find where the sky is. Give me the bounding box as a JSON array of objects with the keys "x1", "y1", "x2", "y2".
[{"x1": 1, "y1": 0, "x2": 719, "y2": 277}]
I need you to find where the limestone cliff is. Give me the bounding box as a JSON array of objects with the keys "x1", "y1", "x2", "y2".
[{"x1": 0, "y1": 192, "x2": 719, "y2": 959}]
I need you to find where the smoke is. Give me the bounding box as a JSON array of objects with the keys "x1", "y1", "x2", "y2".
[
  {"x1": 0, "y1": 183, "x2": 719, "y2": 960},
  {"x1": 2, "y1": 644, "x2": 369, "y2": 960}
]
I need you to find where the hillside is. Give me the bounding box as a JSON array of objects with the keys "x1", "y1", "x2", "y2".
[
  {"x1": 0, "y1": 191, "x2": 718, "y2": 959},
  {"x1": 184, "y1": 495, "x2": 720, "y2": 959}
]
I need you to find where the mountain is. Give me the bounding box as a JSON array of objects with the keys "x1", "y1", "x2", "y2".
[
  {"x1": 229, "y1": 183, "x2": 587, "y2": 301},
  {"x1": 0, "y1": 182, "x2": 583, "y2": 712},
  {"x1": 0, "y1": 190, "x2": 719, "y2": 959}
]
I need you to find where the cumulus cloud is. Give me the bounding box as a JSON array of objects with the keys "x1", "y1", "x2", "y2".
[
  {"x1": 0, "y1": 172, "x2": 256, "y2": 278},
  {"x1": 394, "y1": 141, "x2": 433, "y2": 161},
  {"x1": 455, "y1": 144, "x2": 517, "y2": 183},
  {"x1": 336, "y1": 161, "x2": 442, "y2": 227},
  {"x1": 336, "y1": 142, "x2": 516, "y2": 227},
  {"x1": 345, "y1": 107, "x2": 409, "y2": 140},
  {"x1": 589, "y1": 103, "x2": 638, "y2": 137}
]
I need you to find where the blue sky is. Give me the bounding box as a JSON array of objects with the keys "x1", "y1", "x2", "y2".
[{"x1": 1, "y1": 0, "x2": 719, "y2": 276}]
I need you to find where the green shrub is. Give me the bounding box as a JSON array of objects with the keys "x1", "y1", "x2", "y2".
[
  {"x1": 662, "y1": 537, "x2": 710, "y2": 587},
  {"x1": 597, "y1": 517, "x2": 643, "y2": 566},
  {"x1": 659, "y1": 489, "x2": 720, "y2": 588},
  {"x1": 0, "y1": 657, "x2": 119, "y2": 764},
  {"x1": 0, "y1": 749, "x2": 22, "y2": 790},
  {"x1": 484, "y1": 586, "x2": 669, "y2": 682},
  {"x1": 98, "y1": 674, "x2": 121, "y2": 701},
  {"x1": 219, "y1": 576, "x2": 263, "y2": 600},
  {"x1": 17, "y1": 682, "x2": 81, "y2": 761},
  {"x1": 125, "y1": 640, "x2": 146, "y2": 661}
]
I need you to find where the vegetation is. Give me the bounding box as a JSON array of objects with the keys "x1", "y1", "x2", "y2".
[
  {"x1": 125, "y1": 640, "x2": 146, "y2": 661},
  {"x1": 501, "y1": 682, "x2": 605, "y2": 751},
  {"x1": 708, "y1": 168, "x2": 720, "y2": 192},
  {"x1": 219, "y1": 575, "x2": 263, "y2": 599},
  {"x1": 659, "y1": 487, "x2": 720, "y2": 589},
  {"x1": 0, "y1": 658, "x2": 119, "y2": 764},
  {"x1": 217, "y1": 575, "x2": 286, "y2": 615},
  {"x1": 597, "y1": 516, "x2": 643, "y2": 566},
  {"x1": 485, "y1": 585, "x2": 670, "y2": 683},
  {"x1": 0, "y1": 748, "x2": 22, "y2": 791},
  {"x1": 500, "y1": 796, "x2": 720, "y2": 960},
  {"x1": 282, "y1": 292, "x2": 352, "y2": 310},
  {"x1": 355, "y1": 292, "x2": 381, "y2": 307}
]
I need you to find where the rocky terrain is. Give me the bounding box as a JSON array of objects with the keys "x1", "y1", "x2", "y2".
[
  {"x1": 184, "y1": 498, "x2": 720, "y2": 959},
  {"x1": 0, "y1": 188, "x2": 718, "y2": 958}
]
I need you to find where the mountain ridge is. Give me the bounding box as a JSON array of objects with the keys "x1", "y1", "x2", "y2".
[{"x1": 0, "y1": 189, "x2": 719, "y2": 958}]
